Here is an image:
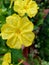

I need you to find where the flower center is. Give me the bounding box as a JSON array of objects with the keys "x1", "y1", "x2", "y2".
[
  {"x1": 15, "y1": 28, "x2": 21, "y2": 34},
  {"x1": 24, "y1": 6, "x2": 28, "y2": 10}
]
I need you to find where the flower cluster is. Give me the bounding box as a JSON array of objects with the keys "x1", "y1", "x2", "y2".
[
  {"x1": 14, "y1": 0, "x2": 39, "y2": 18},
  {"x1": 1, "y1": 0, "x2": 39, "y2": 49}
]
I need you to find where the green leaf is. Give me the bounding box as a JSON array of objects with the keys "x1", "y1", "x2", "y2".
[
  {"x1": 0, "y1": 15, "x2": 6, "y2": 30},
  {"x1": 41, "y1": 60, "x2": 49, "y2": 65},
  {"x1": 0, "y1": 46, "x2": 8, "y2": 55},
  {"x1": 0, "y1": 55, "x2": 3, "y2": 65},
  {"x1": 0, "y1": 37, "x2": 6, "y2": 47},
  {"x1": 3, "y1": 0, "x2": 10, "y2": 8},
  {"x1": 33, "y1": 59, "x2": 40, "y2": 65},
  {"x1": 11, "y1": 49, "x2": 25, "y2": 64},
  {"x1": 0, "y1": 37, "x2": 8, "y2": 54}
]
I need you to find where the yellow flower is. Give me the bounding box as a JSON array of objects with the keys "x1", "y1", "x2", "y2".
[
  {"x1": 3, "y1": 52, "x2": 11, "y2": 63},
  {"x1": 2, "y1": 62, "x2": 9, "y2": 65},
  {"x1": 2, "y1": 62, "x2": 14, "y2": 65},
  {"x1": 1, "y1": 14, "x2": 35, "y2": 49},
  {"x1": 2, "y1": 52, "x2": 11, "y2": 65},
  {"x1": 14, "y1": 0, "x2": 39, "y2": 18},
  {"x1": 10, "y1": 64, "x2": 13, "y2": 65}
]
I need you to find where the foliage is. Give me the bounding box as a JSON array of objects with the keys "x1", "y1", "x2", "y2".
[
  {"x1": 36, "y1": 13, "x2": 49, "y2": 61},
  {"x1": 41, "y1": 60, "x2": 49, "y2": 65},
  {"x1": 11, "y1": 49, "x2": 25, "y2": 64}
]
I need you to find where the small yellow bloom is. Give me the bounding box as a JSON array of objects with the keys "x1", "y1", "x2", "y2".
[
  {"x1": 2, "y1": 52, "x2": 11, "y2": 65},
  {"x1": 3, "y1": 52, "x2": 11, "y2": 63},
  {"x1": 2, "y1": 62, "x2": 9, "y2": 65},
  {"x1": 1, "y1": 14, "x2": 35, "y2": 49},
  {"x1": 14, "y1": 0, "x2": 39, "y2": 18},
  {"x1": 2, "y1": 61, "x2": 13, "y2": 65}
]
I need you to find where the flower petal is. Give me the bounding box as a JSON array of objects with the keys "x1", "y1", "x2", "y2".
[
  {"x1": 2, "y1": 62, "x2": 9, "y2": 65},
  {"x1": 20, "y1": 17, "x2": 34, "y2": 32},
  {"x1": 6, "y1": 14, "x2": 21, "y2": 28},
  {"x1": 26, "y1": 1, "x2": 39, "y2": 18},
  {"x1": 7, "y1": 35, "x2": 22, "y2": 49},
  {"x1": 1, "y1": 24, "x2": 15, "y2": 39},
  {"x1": 14, "y1": 0, "x2": 26, "y2": 16},
  {"x1": 21, "y1": 32, "x2": 35, "y2": 47},
  {"x1": 14, "y1": 35, "x2": 22, "y2": 49},
  {"x1": 27, "y1": 8, "x2": 38, "y2": 18},
  {"x1": 3, "y1": 52, "x2": 11, "y2": 63},
  {"x1": 17, "y1": 9, "x2": 26, "y2": 16},
  {"x1": 24, "y1": 0, "x2": 30, "y2": 6}
]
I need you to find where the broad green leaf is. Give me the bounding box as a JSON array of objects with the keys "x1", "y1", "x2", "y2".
[{"x1": 11, "y1": 49, "x2": 25, "y2": 64}]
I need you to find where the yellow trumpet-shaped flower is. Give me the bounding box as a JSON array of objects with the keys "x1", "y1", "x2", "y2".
[
  {"x1": 1, "y1": 14, "x2": 35, "y2": 49},
  {"x1": 14, "y1": 0, "x2": 39, "y2": 18}
]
